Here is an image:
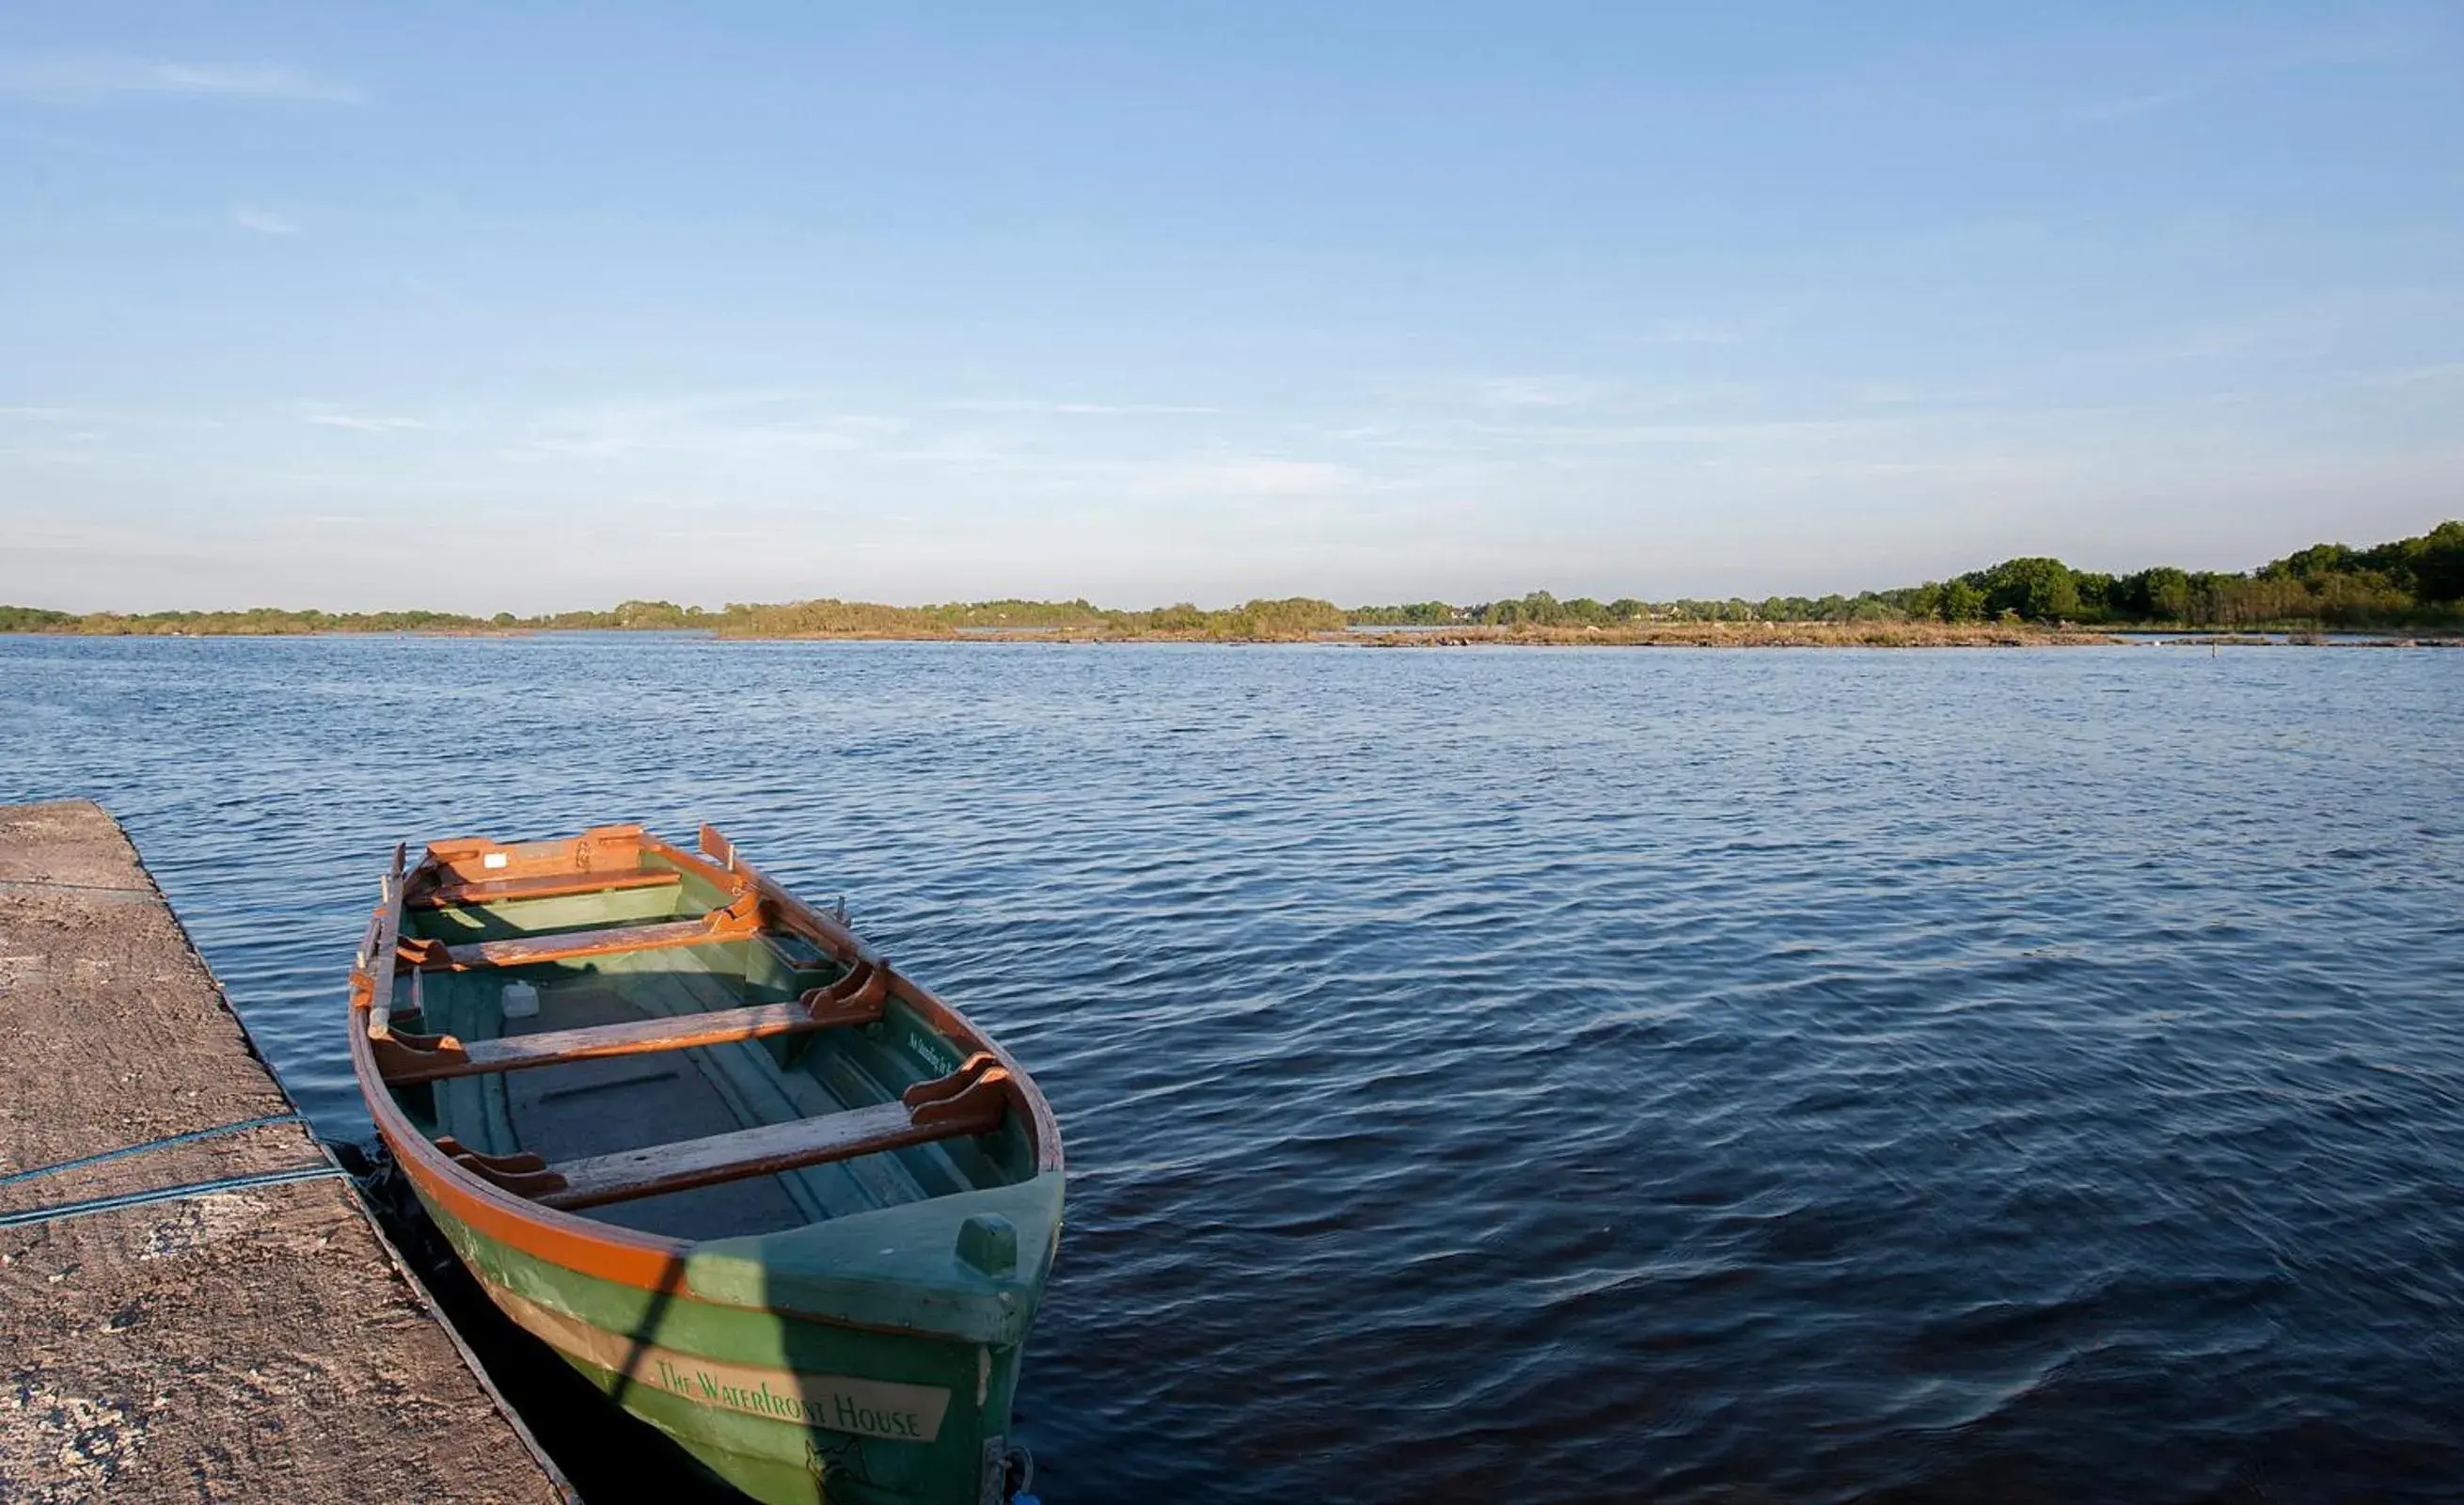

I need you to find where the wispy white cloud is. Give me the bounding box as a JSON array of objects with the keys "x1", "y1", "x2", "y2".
[
  {"x1": 0, "y1": 55, "x2": 361, "y2": 104},
  {"x1": 233, "y1": 207, "x2": 299, "y2": 235},
  {"x1": 0, "y1": 404, "x2": 230, "y2": 447},
  {"x1": 1848, "y1": 381, "x2": 2007, "y2": 407},
  {"x1": 2078, "y1": 86, "x2": 2203, "y2": 123},
  {"x1": 1398, "y1": 374, "x2": 1761, "y2": 424},
  {"x1": 944, "y1": 398, "x2": 1219, "y2": 417},
  {"x1": 2075, "y1": 24, "x2": 2418, "y2": 124},
  {"x1": 2362, "y1": 361, "x2": 2464, "y2": 389},
  {"x1": 1472, "y1": 375, "x2": 1611, "y2": 410},
  {"x1": 1632, "y1": 319, "x2": 1759, "y2": 346},
  {"x1": 513, "y1": 395, "x2": 897, "y2": 460},
  {"x1": 307, "y1": 410, "x2": 425, "y2": 432},
  {"x1": 2117, "y1": 287, "x2": 2464, "y2": 364},
  {"x1": 1466, "y1": 414, "x2": 1930, "y2": 449},
  {"x1": 1146, "y1": 458, "x2": 1355, "y2": 497}
]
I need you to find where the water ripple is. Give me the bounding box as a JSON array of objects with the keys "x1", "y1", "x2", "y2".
[{"x1": 6, "y1": 636, "x2": 2463, "y2": 1501}]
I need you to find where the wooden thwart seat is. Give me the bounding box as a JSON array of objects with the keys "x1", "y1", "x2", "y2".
[
  {"x1": 399, "y1": 889, "x2": 765, "y2": 974},
  {"x1": 406, "y1": 867, "x2": 682, "y2": 911},
  {"x1": 436, "y1": 1055, "x2": 1016, "y2": 1210},
  {"x1": 374, "y1": 961, "x2": 892, "y2": 1085}
]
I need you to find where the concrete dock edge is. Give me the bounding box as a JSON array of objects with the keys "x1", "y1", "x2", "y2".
[{"x1": 0, "y1": 800, "x2": 573, "y2": 1502}]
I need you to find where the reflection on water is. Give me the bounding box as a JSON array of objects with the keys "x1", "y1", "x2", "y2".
[{"x1": 6, "y1": 635, "x2": 2462, "y2": 1502}]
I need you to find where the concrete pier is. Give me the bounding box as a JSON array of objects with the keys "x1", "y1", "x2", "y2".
[{"x1": 0, "y1": 800, "x2": 569, "y2": 1502}]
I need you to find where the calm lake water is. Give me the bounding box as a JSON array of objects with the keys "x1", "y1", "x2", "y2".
[{"x1": 6, "y1": 635, "x2": 2461, "y2": 1502}]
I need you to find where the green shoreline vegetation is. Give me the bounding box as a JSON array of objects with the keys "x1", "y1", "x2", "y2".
[{"x1": 6, "y1": 520, "x2": 2458, "y2": 643}]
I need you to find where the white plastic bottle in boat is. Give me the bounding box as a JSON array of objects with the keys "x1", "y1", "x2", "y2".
[{"x1": 501, "y1": 980, "x2": 540, "y2": 1021}]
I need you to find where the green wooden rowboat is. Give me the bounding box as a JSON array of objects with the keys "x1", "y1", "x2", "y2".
[{"x1": 347, "y1": 823, "x2": 1063, "y2": 1505}]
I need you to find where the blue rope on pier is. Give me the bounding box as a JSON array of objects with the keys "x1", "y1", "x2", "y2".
[
  {"x1": 0, "y1": 1112, "x2": 309, "y2": 1190},
  {"x1": 0, "y1": 1164, "x2": 347, "y2": 1231}
]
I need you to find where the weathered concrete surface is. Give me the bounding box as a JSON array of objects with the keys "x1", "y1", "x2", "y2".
[{"x1": 0, "y1": 800, "x2": 570, "y2": 1503}]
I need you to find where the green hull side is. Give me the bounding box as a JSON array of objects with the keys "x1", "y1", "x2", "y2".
[
  {"x1": 418, "y1": 1188, "x2": 1053, "y2": 1505},
  {"x1": 554, "y1": 1341, "x2": 1022, "y2": 1505}
]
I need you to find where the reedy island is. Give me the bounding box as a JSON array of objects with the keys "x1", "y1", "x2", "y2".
[{"x1": 7, "y1": 520, "x2": 2456, "y2": 638}]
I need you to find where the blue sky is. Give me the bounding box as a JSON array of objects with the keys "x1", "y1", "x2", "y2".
[{"x1": 3, "y1": 4, "x2": 2458, "y2": 611}]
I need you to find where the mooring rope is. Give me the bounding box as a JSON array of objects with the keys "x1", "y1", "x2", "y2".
[
  {"x1": 0, "y1": 1164, "x2": 347, "y2": 1231},
  {"x1": 0, "y1": 1112, "x2": 311, "y2": 1190}
]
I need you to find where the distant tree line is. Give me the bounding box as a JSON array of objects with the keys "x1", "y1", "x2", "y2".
[
  {"x1": 0, "y1": 594, "x2": 1352, "y2": 641},
  {"x1": 4, "y1": 521, "x2": 2455, "y2": 638},
  {"x1": 1882, "y1": 523, "x2": 2463, "y2": 626},
  {"x1": 0, "y1": 604, "x2": 516, "y2": 635},
  {"x1": 715, "y1": 594, "x2": 1347, "y2": 639},
  {"x1": 1347, "y1": 520, "x2": 2464, "y2": 629}
]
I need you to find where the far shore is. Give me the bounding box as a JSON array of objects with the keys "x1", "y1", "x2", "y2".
[
  {"x1": 9, "y1": 520, "x2": 2457, "y2": 644},
  {"x1": 8, "y1": 623, "x2": 2460, "y2": 648}
]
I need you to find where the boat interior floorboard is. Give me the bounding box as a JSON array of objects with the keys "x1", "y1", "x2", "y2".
[{"x1": 502, "y1": 985, "x2": 802, "y2": 1240}]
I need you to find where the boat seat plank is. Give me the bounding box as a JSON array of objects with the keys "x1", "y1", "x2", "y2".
[
  {"x1": 537, "y1": 1069, "x2": 1011, "y2": 1212},
  {"x1": 409, "y1": 913, "x2": 740, "y2": 973},
  {"x1": 376, "y1": 964, "x2": 892, "y2": 1085},
  {"x1": 407, "y1": 867, "x2": 681, "y2": 911},
  {"x1": 378, "y1": 996, "x2": 881, "y2": 1085}
]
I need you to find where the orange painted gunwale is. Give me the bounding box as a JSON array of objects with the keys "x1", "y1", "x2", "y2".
[{"x1": 349, "y1": 822, "x2": 1064, "y2": 1296}]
